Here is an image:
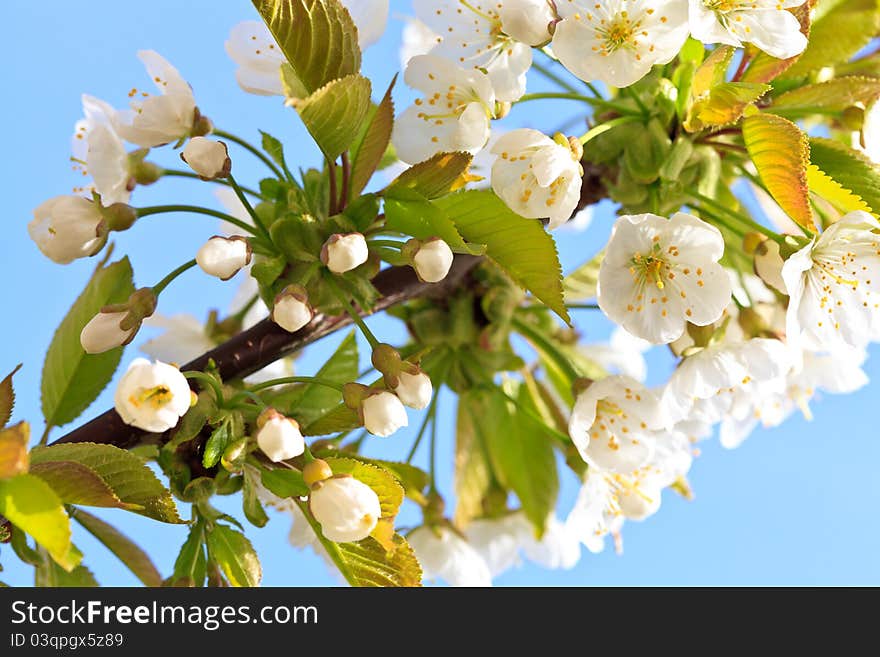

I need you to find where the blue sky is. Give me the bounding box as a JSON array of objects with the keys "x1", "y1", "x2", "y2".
[{"x1": 2, "y1": 0, "x2": 878, "y2": 586}]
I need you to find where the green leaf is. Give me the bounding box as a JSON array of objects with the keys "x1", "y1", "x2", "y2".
[
  {"x1": 35, "y1": 547, "x2": 97, "y2": 587},
  {"x1": 684, "y1": 82, "x2": 771, "y2": 133},
  {"x1": 253, "y1": 0, "x2": 361, "y2": 95},
  {"x1": 771, "y1": 77, "x2": 880, "y2": 117},
  {"x1": 332, "y1": 456, "x2": 429, "y2": 505},
  {"x1": 742, "y1": 3, "x2": 811, "y2": 84},
  {"x1": 302, "y1": 403, "x2": 361, "y2": 436},
  {"x1": 171, "y1": 522, "x2": 207, "y2": 587},
  {"x1": 202, "y1": 421, "x2": 231, "y2": 470},
  {"x1": 323, "y1": 457, "x2": 404, "y2": 520},
  {"x1": 269, "y1": 331, "x2": 357, "y2": 426},
  {"x1": 260, "y1": 467, "x2": 309, "y2": 498},
  {"x1": 29, "y1": 461, "x2": 138, "y2": 510},
  {"x1": 242, "y1": 475, "x2": 269, "y2": 528},
  {"x1": 349, "y1": 76, "x2": 396, "y2": 199},
  {"x1": 0, "y1": 422, "x2": 29, "y2": 480},
  {"x1": 72, "y1": 508, "x2": 162, "y2": 587},
  {"x1": 742, "y1": 111, "x2": 815, "y2": 232},
  {"x1": 384, "y1": 196, "x2": 484, "y2": 255},
  {"x1": 386, "y1": 152, "x2": 477, "y2": 200},
  {"x1": 460, "y1": 387, "x2": 558, "y2": 537},
  {"x1": 809, "y1": 137, "x2": 880, "y2": 213},
  {"x1": 41, "y1": 257, "x2": 134, "y2": 429},
  {"x1": 295, "y1": 74, "x2": 372, "y2": 161},
  {"x1": 453, "y1": 394, "x2": 493, "y2": 528},
  {"x1": 30, "y1": 443, "x2": 183, "y2": 524},
  {"x1": 806, "y1": 163, "x2": 872, "y2": 214},
  {"x1": 0, "y1": 364, "x2": 21, "y2": 429},
  {"x1": 564, "y1": 252, "x2": 603, "y2": 302},
  {"x1": 691, "y1": 45, "x2": 735, "y2": 99},
  {"x1": 435, "y1": 190, "x2": 570, "y2": 324},
  {"x1": 781, "y1": 0, "x2": 880, "y2": 80},
  {"x1": 0, "y1": 474, "x2": 79, "y2": 570},
  {"x1": 260, "y1": 130, "x2": 289, "y2": 175},
  {"x1": 206, "y1": 524, "x2": 262, "y2": 587}
]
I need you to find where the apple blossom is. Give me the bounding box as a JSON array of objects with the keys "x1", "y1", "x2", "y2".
[
  {"x1": 491, "y1": 129, "x2": 583, "y2": 229},
  {"x1": 181, "y1": 137, "x2": 230, "y2": 180},
  {"x1": 362, "y1": 391, "x2": 409, "y2": 437},
  {"x1": 309, "y1": 476, "x2": 381, "y2": 543},
  {"x1": 597, "y1": 212, "x2": 732, "y2": 344},
  {"x1": 72, "y1": 95, "x2": 131, "y2": 204},
  {"x1": 29, "y1": 196, "x2": 106, "y2": 264},
  {"x1": 255, "y1": 410, "x2": 305, "y2": 462},
  {"x1": 392, "y1": 55, "x2": 495, "y2": 165},
  {"x1": 500, "y1": 0, "x2": 557, "y2": 46},
  {"x1": 116, "y1": 51, "x2": 205, "y2": 148},
  {"x1": 782, "y1": 211, "x2": 880, "y2": 356},
  {"x1": 407, "y1": 526, "x2": 492, "y2": 587},
  {"x1": 114, "y1": 358, "x2": 191, "y2": 433},
  {"x1": 552, "y1": 0, "x2": 690, "y2": 88},
  {"x1": 321, "y1": 233, "x2": 369, "y2": 273},
  {"x1": 196, "y1": 236, "x2": 252, "y2": 280},
  {"x1": 413, "y1": 0, "x2": 532, "y2": 103},
  {"x1": 689, "y1": 0, "x2": 808, "y2": 60}
]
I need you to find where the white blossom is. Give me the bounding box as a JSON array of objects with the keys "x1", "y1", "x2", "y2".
[
  {"x1": 464, "y1": 515, "x2": 525, "y2": 577},
  {"x1": 140, "y1": 314, "x2": 215, "y2": 363},
  {"x1": 392, "y1": 55, "x2": 495, "y2": 165},
  {"x1": 116, "y1": 51, "x2": 199, "y2": 148},
  {"x1": 782, "y1": 211, "x2": 880, "y2": 356},
  {"x1": 580, "y1": 327, "x2": 652, "y2": 382},
  {"x1": 565, "y1": 472, "x2": 624, "y2": 554},
  {"x1": 322, "y1": 233, "x2": 369, "y2": 273},
  {"x1": 309, "y1": 476, "x2": 381, "y2": 543},
  {"x1": 689, "y1": 0, "x2": 808, "y2": 60},
  {"x1": 71, "y1": 95, "x2": 130, "y2": 204},
  {"x1": 553, "y1": 0, "x2": 690, "y2": 88},
  {"x1": 29, "y1": 196, "x2": 105, "y2": 264},
  {"x1": 491, "y1": 129, "x2": 583, "y2": 229},
  {"x1": 256, "y1": 413, "x2": 305, "y2": 462},
  {"x1": 393, "y1": 371, "x2": 433, "y2": 410},
  {"x1": 500, "y1": 0, "x2": 557, "y2": 46},
  {"x1": 400, "y1": 19, "x2": 439, "y2": 70},
  {"x1": 272, "y1": 288, "x2": 314, "y2": 334},
  {"x1": 408, "y1": 526, "x2": 492, "y2": 587},
  {"x1": 181, "y1": 137, "x2": 230, "y2": 179},
  {"x1": 362, "y1": 391, "x2": 408, "y2": 437},
  {"x1": 597, "y1": 212, "x2": 732, "y2": 344},
  {"x1": 519, "y1": 515, "x2": 581, "y2": 570},
  {"x1": 80, "y1": 311, "x2": 135, "y2": 354},
  {"x1": 413, "y1": 0, "x2": 532, "y2": 102},
  {"x1": 569, "y1": 375, "x2": 665, "y2": 473},
  {"x1": 114, "y1": 358, "x2": 191, "y2": 433},
  {"x1": 411, "y1": 238, "x2": 454, "y2": 283},
  {"x1": 225, "y1": 20, "x2": 287, "y2": 96},
  {"x1": 341, "y1": 0, "x2": 390, "y2": 48},
  {"x1": 196, "y1": 236, "x2": 251, "y2": 280}
]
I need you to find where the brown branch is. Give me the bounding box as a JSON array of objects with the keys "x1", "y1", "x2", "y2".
[{"x1": 51, "y1": 255, "x2": 482, "y2": 449}]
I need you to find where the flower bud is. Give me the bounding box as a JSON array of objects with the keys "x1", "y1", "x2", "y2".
[
  {"x1": 80, "y1": 311, "x2": 136, "y2": 354},
  {"x1": 272, "y1": 285, "x2": 314, "y2": 333},
  {"x1": 406, "y1": 238, "x2": 454, "y2": 283},
  {"x1": 129, "y1": 149, "x2": 163, "y2": 186},
  {"x1": 196, "y1": 236, "x2": 252, "y2": 280},
  {"x1": 114, "y1": 358, "x2": 191, "y2": 433},
  {"x1": 499, "y1": 0, "x2": 557, "y2": 46},
  {"x1": 303, "y1": 458, "x2": 334, "y2": 488},
  {"x1": 321, "y1": 233, "x2": 369, "y2": 273},
  {"x1": 753, "y1": 238, "x2": 787, "y2": 294},
  {"x1": 28, "y1": 196, "x2": 107, "y2": 264},
  {"x1": 255, "y1": 409, "x2": 305, "y2": 462},
  {"x1": 181, "y1": 137, "x2": 231, "y2": 180},
  {"x1": 361, "y1": 390, "x2": 409, "y2": 437},
  {"x1": 309, "y1": 475, "x2": 381, "y2": 543},
  {"x1": 393, "y1": 370, "x2": 433, "y2": 410}
]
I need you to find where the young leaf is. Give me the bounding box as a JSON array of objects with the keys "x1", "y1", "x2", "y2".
[
  {"x1": 0, "y1": 474, "x2": 79, "y2": 570},
  {"x1": 295, "y1": 74, "x2": 372, "y2": 161},
  {"x1": 41, "y1": 257, "x2": 134, "y2": 429},
  {"x1": 384, "y1": 196, "x2": 484, "y2": 255},
  {"x1": 806, "y1": 164, "x2": 872, "y2": 215},
  {"x1": 742, "y1": 112, "x2": 815, "y2": 232},
  {"x1": 809, "y1": 137, "x2": 880, "y2": 213},
  {"x1": 253, "y1": 0, "x2": 361, "y2": 95},
  {"x1": 683, "y1": 82, "x2": 770, "y2": 133},
  {"x1": 435, "y1": 190, "x2": 570, "y2": 324},
  {"x1": 206, "y1": 524, "x2": 262, "y2": 587},
  {"x1": 30, "y1": 443, "x2": 184, "y2": 524},
  {"x1": 171, "y1": 522, "x2": 207, "y2": 587},
  {"x1": 0, "y1": 364, "x2": 22, "y2": 429},
  {"x1": 242, "y1": 475, "x2": 269, "y2": 528},
  {"x1": 302, "y1": 403, "x2": 361, "y2": 436},
  {"x1": 771, "y1": 77, "x2": 880, "y2": 117},
  {"x1": 202, "y1": 420, "x2": 232, "y2": 469},
  {"x1": 260, "y1": 130, "x2": 289, "y2": 175},
  {"x1": 386, "y1": 152, "x2": 477, "y2": 200},
  {"x1": 268, "y1": 331, "x2": 357, "y2": 426},
  {"x1": 564, "y1": 251, "x2": 603, "y2": 302},
  {"x1": 0, "y1": 422, "x2": 29, "y2": 480},
  {"x1": 34, "y1": 547, "x2": 97, "y2": 587},
  {"x1": 453, "y1": 395, "x2": 494, "y2": 528},
  {"x1": 349, "y1": 76, "x2": 396, "y2": 199},
  {"x1": 260, "y1": 467, "x2": 309, "y2": 498},
  {"x1": 72, "y1": 508, "x2": 162, "y2": 587},
  {"x1": 690, "y1": 45, "x2": 735, "y2": 100},
  {"x1": 29, "y1": 461, "x2": 137, "y2": 510},
  {"x1": 324, "y1": 457, "x2": 404, "y2": 520}
]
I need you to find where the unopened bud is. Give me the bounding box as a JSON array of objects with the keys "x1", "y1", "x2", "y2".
[
  {"x1": 181, "y1": 137, "x2": 231, "y2": 180},
  {"x1": 100, "y1": 201, "x2": 138, "y2": 232},
  {"x1": 362, "y1": 390, "x2": 408, "y2": 437},
  {"x1": 405, "y1": 238, "x2": 454, "y2": 283},
  {"x1": 309, "y1": 475, "x2": 381, "y2": 543},
  {"x1": 272, "y1": 285, "x2": 314, "y2": 333},
  {"x1": 303, "y1": 459, "x2": 334, "y2": 488},
  {"x1": 494, "y1": 101, "x2": 512, "y2": 119},
  {"x1": 196, "y1": 235, "x2": 252, "y2": 280},
  {"x1": 321, "y1": 233, "x2": 369, "y2": 273},
  {"x1": 393, "y1": 370, "x2": 433, "y2": 410},
  {"x1": 190, "y1": 107, "x2": 213, "y2": 138},
  {"x1": 255, "y1": 409, "x2": 304, "y2": 462},
  {"x1": 80, "y1": 288, "x2": 157, "y2": 354}
]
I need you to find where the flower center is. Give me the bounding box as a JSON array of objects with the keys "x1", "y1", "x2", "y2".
[
  {"x1": 130, "y1": 385, "x2": 173, "y2": 410},
  {"x1": 703, "y1": 0, "x2": 746, "y2": 11},
  {"x1": 630, "y1": 243, "x2": 672, "y2": 290}
]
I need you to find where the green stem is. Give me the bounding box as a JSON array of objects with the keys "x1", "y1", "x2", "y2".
[
  {"x1": 228, "y1": 174, "x2": 272, "y2": 243},
  {"x1": 368, "y1": 239, "x2": 405, "y2": 250},
  {"x1": 624, "y1": 87, "x2": 651, "y2": 117},
  {"x1": 328, "y1": 158, "x2": 338, "y2": 215},
  {"x1": 247, "y1": 376, "x2": 346, "y2": 394},
  {"x1": 213, "y1": 129, "x2": 284, "y2": 180},
  {"x1": 184, "y1": 371, "x2": 226, "y2": 405},
  {"x1": 689, "y1": 203, "x2": 748, "y2": 239},
  {"x1": 512, "y1": 316, "x2": 580, "y2": 383},
  {"x1": 136, "y1": 205, "x2": 260, "y2": 238},
  {"x1": 689, "y1": 192, "x2": 788, "y2": 244},
  {"x1": 325, "y1": 276, "x2": 381, "y2": 349},
  {"x1": 160, "y1": 169, "x2": 263, "y2": 199},
  {"x1": 340, "y1": 152, "x2": 351, "y2": 210},
  {"x1": 580, "y1": 115, "x2": 641, "y2": 145},
  {"x1": 406, "y1": 393, "x2": 438, "y2": 464},
  {"x1": 38, "y1": 425, "x2": 52, "y2": 447},
  {"x1": 517, "y1": 92, "x2": 642, "y2": 117},
  {"x1": 152, "y1": 259, "x2": 197, "y2": 296},
  {"x1": 428, "y1": 396, "x2": 439, "y2": 493}
]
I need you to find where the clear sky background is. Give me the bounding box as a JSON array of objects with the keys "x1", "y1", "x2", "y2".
[{"x1": 2, "y1": 0, "x2": 879, "y2": 586}]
